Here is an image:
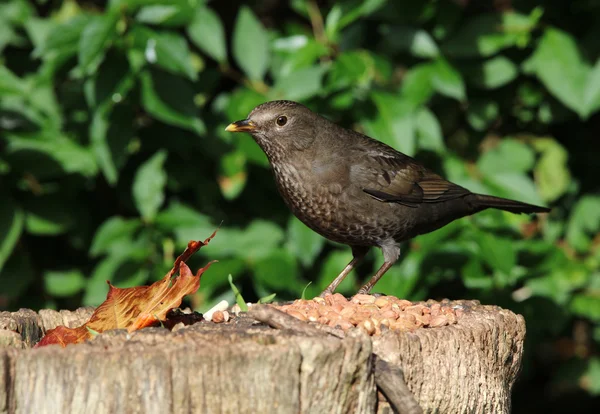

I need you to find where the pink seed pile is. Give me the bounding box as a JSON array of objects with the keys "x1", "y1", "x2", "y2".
[{"x1": 275, "y1": 293, "x2": 460, "y2": 336}]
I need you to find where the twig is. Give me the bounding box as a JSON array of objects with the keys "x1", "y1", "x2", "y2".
[
  {"x1": 306, "y1": 0, "x2": 327, "y2": 45},
  {"x1": 219, "y1": 63, "x2": 270, "y2": 95},
  {"x1": 374, "y1": 356, "x2": 423, "y2": 414},
  {"x1": 248, "y1": 305, "x2": 344, "y2": 338}
]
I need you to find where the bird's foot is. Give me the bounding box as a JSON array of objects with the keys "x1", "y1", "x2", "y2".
[{"x1": 356, "y1": 286, "x2": 372, "y2": 295}]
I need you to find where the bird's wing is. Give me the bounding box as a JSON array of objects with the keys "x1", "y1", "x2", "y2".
[{"x1": 354, "y1": 141, "x2": 471, "y2": 208}]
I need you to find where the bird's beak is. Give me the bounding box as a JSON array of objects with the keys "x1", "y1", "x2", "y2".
[{"x1": 225, "y1": 119, "x2": 256, "y2": 133}]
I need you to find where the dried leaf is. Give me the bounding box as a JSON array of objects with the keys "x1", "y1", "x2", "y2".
[
  {"x1": 35, "y1": 230, "x2": 218, "y2": 348},
  {"x1": 35, "y1": 325, "x2": 90, "y2": 347}
]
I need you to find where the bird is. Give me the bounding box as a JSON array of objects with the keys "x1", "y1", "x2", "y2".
[{"x1": 226, "y1": 100, "x2": 550, "y2": 296}]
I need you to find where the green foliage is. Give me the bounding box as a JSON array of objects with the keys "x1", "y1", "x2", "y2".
[{"x1": 0, "y1": 0, "x2": 599, "y2": 410}]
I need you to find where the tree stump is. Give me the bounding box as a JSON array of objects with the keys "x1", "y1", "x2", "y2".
[{"x1": 0, "y1": 300, "x2": 525, "y2": 414}]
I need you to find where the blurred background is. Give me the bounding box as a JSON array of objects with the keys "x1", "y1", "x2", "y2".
[{"x1": 0, "y1": 0, "x2": 599, "y2": 411}]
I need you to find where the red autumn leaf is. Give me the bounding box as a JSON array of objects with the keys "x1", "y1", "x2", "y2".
[
  {"x1": 35, "y1": 230, "x2": 218, "y2": 348},
  {"x1": 35, "y1": 325, "x2": 91, "y2": 347}
]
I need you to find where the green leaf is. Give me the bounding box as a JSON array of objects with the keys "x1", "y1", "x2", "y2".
[
  {"x1": 33, "y1": 15, "x2": 92, "y2": 61},
  {"x1": 132, "y1": 150, "x2": 168, "y2": 222},
  {"x1": 0, "y1": 21, "x2": 17, "y2": 55},
  {"x1": 476, "y1": 232, "x2": 516, "y2": 276},
  {"x1": 228, "y1": 274, "x2": 248, "y2": 311},
  {"x1": 131, "y1": 26, "x2": 197, "y2": 81},
  {"x1": 136, "y1": 3, "x2": 192, "y2": 27},
  {"x1": 155, "y1": 201, "x2": 211, "y2": 229},
  {"x1": 431, "y1": 59, "x2": 465, "y2": 101},
  {"x1": 324, "y1": 5, "x2": 343, "y2": 41},
  {"x1": 363, "y1": 92, "x2": 416, "y2": 155},
  {"x1": 78, "y1": 13, "x2": 118, "y2": 74},
  {"x1": 44, "y1": 269, "x2": 86, "y2": 297},
  {"x1": 0, "y1": 195, "x2": 24, "y2": 273},
  {"x1": 137, "y1": 5, "x2": 180, "y2": 24},
  {"x1": 273, "y1": 36, "x2": 329, "y2": 77},
  {"x1": 381, "y1": 26, "x2": 439, "y2": 58},
  {"x1": 258, "y1": 293, "x2": 277, "y2": 304},
  {"x1": 464, "y1": 56, "x2": 518, "y2": 89},
  {"x1": 478, "y1": 139, "x2": 535, "y2": 175},
  {"x1": 155, "y1": 201, "x2": 214, "y2": 244},
  {"x1": 253, "y1": 249, "x2": 299, "y2": 291},
  {"x1": 566, "y1": 196, "x2": 600, "y2": 253},
  {"x1": 271, "y1": 65, "x2": 325, "y2": 101},
  {"x1": 10, "y1": 78, "x2": 63, "y2": 131},
  {"x1": 571, "y1": 292, "x2": 600, "y2": 323},
  {"x1": 285, "y1": 216, "x2": 325, "y2": 267},
  {"x1": 325, "y1": 0, "x2": 387, "y2": 41},
  {"x1": 86, "y1": 51, "x2": 135, "y2": 109},
  {"x1": 301, "y1": 281, "x2": 312, "y2": 300},
  {"x1": 415, "y1": 108, "x2": 445, "y2": 153},
  {"x1": 0, "y1": 65, "x2": 27, "y2": 96},
  {"x1": 583, "y1": 60, "x2": 600, "y2": 119},
  {"x1": 6, "y1": 133, "x2": 98, "y2": 177},
  {"x1": 531, "y1": 138, "x2": 571, "y2": 202},
  {"x1": 526, "y1": 264, "x2": 589, "y2": 304},
  {"x1": 584, "y1": 357, "x2": 600, "y2": 395},
  {"x1": 442, "y1": 12, "x2": 536, "y2": 57},
  {"x1": 0, "y1": 0, "x2": 33, "y2": 26},
  {"x1": 23, "y1": 17, "x2": 53, "y2": 52},
  {"x1": 462, "y1": 257, "x2": 493, "y2": 290},
  {"x1": 238, "y1": 220, "x2": 285, "y2": 260},
  {"x1": 328, "y1": 50, "x2": 375, "y2": 91},
  {"x1": 522, "y1": 28, "x2": 585, "y2": 111},
  {"x1": 218, "y1": 150, "x2": 247, "y2": 200},
  {"x1": 90, "y1": 217, "x2": 142, "y2": 257},
  {"x1": 24, "y1": 195, "x2": 75, "y2": 235},
  {"x1": 522, "y1": 28, "x2": 600, "y2": 118},
  {"x1": 140, "y1": 69, "x2": 205, "y2": 134},
  {"x1": 467, "y1": 99, "x2": 499, "y2": 131},
  {"x1": 400, "y1": 63, "x2": 435, "y2": 108},
  {"x1": 233, "y1": 7, "x2": 270, "y2": 80},
  {"x1": 187, "y1": 5, "x2": 227, "y2": 62},
  {"x1": 90, "y1": 106, "x2": 134, "y2": 186},
  {"x1": 87, "y1": 54, "x2": 136, "y2": 185}
]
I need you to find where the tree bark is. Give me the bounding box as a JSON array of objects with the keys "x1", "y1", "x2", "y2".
[{"x1": 0, "y1": 300, "x2": 525, "y2": 414}]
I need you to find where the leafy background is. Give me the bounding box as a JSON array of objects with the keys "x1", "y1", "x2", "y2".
[{"x1": 0, "y1": 0, "x2": 599, "y2": 411}]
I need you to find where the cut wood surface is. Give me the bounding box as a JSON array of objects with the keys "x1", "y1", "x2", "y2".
[{"x1": 0, "y1": 299, "x2": 525, "y2": 414}]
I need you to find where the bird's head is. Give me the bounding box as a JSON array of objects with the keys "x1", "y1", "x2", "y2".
[{"x1": 225, "y1": 100, "x2": 318, "y2": 159}]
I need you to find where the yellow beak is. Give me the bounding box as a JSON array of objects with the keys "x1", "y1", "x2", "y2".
[{"x1": 225, "y1": 119, "x2": 256, "y2": 132}]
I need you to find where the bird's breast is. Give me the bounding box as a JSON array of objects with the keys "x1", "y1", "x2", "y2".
[{"x1": 270, "y1": 161, "x2": 402, "y2": 246}]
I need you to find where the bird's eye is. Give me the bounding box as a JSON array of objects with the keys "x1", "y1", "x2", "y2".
[{"x1": 276, "y1": 116, "x2": 287, "y2": 126}]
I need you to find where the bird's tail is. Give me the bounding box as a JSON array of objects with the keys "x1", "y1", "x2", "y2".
[{"x1": 470, "y1": 194, "x2": 551, "y2": 214}]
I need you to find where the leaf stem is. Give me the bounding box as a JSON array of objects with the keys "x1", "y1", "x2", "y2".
[{"x1": 307, "y1": 0, "x2": 327, "y2": 45}]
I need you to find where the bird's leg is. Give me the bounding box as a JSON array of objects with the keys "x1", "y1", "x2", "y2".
[
  {"x1": 357, "y1": 261, "x2": 393, "y2": 294},
  {"x1": 356, "y1": 243, "x2": 400, "y2": 294},
  {"x1": 319, "y1": 246, "x2": 369, "y2": 297}
]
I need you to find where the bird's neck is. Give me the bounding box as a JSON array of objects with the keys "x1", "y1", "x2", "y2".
[{"x1": 252, "y1": 135, "x2": 288, "y2": 163}]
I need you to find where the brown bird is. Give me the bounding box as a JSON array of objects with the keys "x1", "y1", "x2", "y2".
[{"x1": 226, "y1": 100, "x2": 550, "y2": 296}]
